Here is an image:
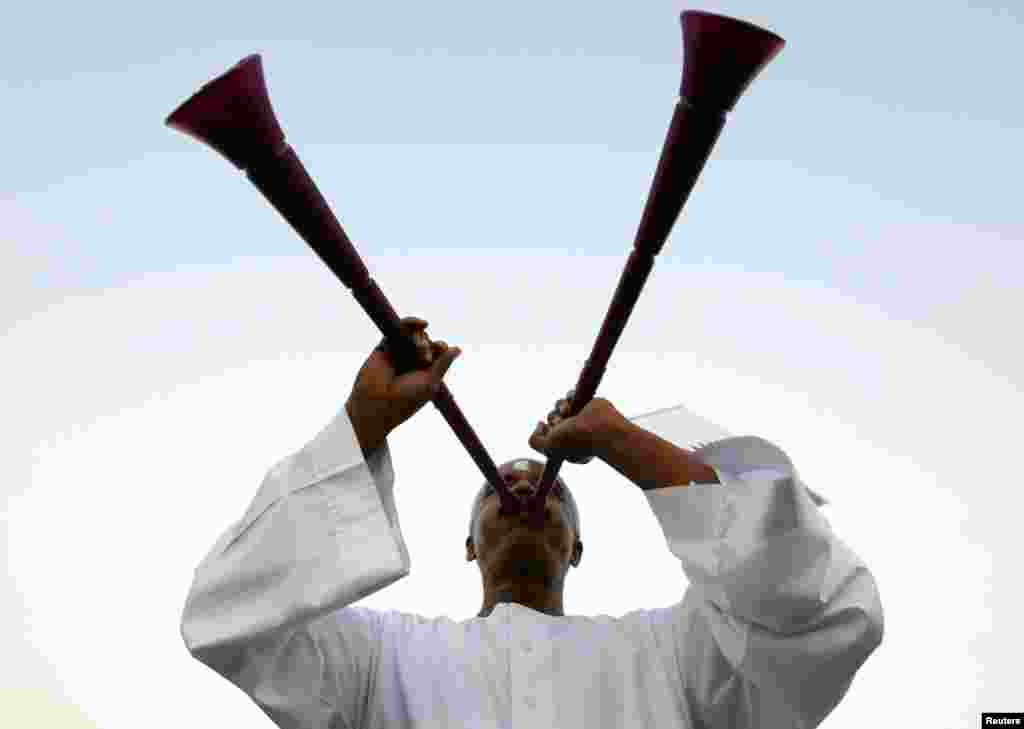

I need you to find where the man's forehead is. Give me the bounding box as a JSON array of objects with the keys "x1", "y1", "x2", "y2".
[
  {"x1": 495, "y1": 459, "x2": 566, "y2": 490},
  {"x1": 498, "y1": 459, "x2": 543, "y2": 477}
]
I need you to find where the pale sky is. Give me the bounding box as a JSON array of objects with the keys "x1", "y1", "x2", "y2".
[{"x1": 3, "y1": 1, "x2": 1022, "y2": 727}]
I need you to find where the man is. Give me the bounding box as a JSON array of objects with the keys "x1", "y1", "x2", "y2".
[
  {"x1": 182, "y1": 317, "x2": 883, "y2": 729},
  {"x1": 466, "y1": 394, "x2": 720, "y2": 620}
]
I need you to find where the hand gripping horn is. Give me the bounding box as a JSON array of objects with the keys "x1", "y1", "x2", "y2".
[
  {"x1": 164, "y1": 56, "x2": 520, "y2": 510},
  {"x1": 527, "y1": 11, "x2": 786, "y2": 529}
]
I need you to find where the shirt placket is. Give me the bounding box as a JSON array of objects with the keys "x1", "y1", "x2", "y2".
[{"x1": 510, "y1": 624, "x2": 553, "y2": 724}]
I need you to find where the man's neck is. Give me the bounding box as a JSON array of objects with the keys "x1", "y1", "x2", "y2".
[{"x1": 478, "y1": 585, "x2": 565, "y2": 617}]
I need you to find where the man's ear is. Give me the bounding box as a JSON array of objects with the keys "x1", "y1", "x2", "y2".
[
  {"x1": 569, "y1": 539, "x2": 583, "y2": 568},
  {"x1": 465, "y1": 536, "x2": 476, "y2": 562}
]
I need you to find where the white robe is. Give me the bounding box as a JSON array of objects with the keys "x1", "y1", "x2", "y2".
[{"x1": 181, "y1": 402, "x2": 882, "y2": 729}]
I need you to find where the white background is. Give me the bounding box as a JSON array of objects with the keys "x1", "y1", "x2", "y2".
[{"x1": 3, "y1": 1, "x2": 1021, "y2": 726}]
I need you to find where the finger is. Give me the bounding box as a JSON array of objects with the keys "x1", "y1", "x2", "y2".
[
  {"x1": 558, "y1": 399, "x2": 570, "y2": 416},
  {"x1": 428, "y1": 344, "x2": 462, "y2": 389},
  {"x1": 398, "y1": 319, "x2": 429, "y2": 348},
  {"x1": 529, "y1": 421, "x2": 549, "y2": 452},
  {"x1": 431, "y1": 341, "x2": 450, "y2": 363},
  {"x1": 378, "y1": 317, "x2": 428, "y2": 352},
  {"x1": 409, "y1": 328, "x2": 434, "y2": 364}
]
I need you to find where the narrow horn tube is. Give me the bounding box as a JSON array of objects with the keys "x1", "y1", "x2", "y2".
[
  {"x1": 528, "y1": 11, "x2": 785, "y2": 529},
  {"x1": 165, "y1": 54, "x2": 513, "y2": 507}
]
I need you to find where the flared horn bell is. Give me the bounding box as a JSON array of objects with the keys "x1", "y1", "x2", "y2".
[
  {"x1": 679, "y1": 10, "x2": 786, "y2": 112},
  {"x1": 165, "y1": 54, "x2": 285, "y2": 171}
]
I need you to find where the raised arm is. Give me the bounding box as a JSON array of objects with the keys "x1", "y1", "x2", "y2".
[
  {"x1": 181, "y1": 317, "x2": 461, "y2": 729},
  {"x1": 529, "y1": 393, "x2": 719, "y2": 489},
  {"x1": 181, "y1": 403, "x2": 406, "y2": 728},
  {"x1": 532, "y1": 398, "x2": 882, "y2": 728},
  {"x1": 630, "y1": 405, "x2": 882, "y2": 729}
]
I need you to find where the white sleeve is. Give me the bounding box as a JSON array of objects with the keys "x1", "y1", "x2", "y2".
[
  {"x1": 641, "y1": 434, "x2": 883, "y2": 729},
  {"x1": 180, "y1": 405, "x2": 411, "y2": 729}
]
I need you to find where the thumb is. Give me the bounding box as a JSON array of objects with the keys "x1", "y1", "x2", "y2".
[{"x1": 429, "y1": 346, "x2": 462, "y2": 392}]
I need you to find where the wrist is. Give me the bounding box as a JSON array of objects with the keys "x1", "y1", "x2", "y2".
[
  {"x1": 346, "y1": 399, "x2": 389, "y2": 456},
  {"x1": 594, "y1": 414, "x2": 637, "y2": 462}
]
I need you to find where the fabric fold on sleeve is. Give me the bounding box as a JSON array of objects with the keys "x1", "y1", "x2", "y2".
[
  {"x1": 181, "y1": 405, "x2": 411, "y2": 674},
  {"x1": 644, "y1": 435, "x2": 833, "y2": 633},
  {"x1": 640, "y1": 429, "x2": 883, "y2": 728}
]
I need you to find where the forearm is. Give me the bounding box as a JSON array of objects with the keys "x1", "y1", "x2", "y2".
[{"x1": 596, "y1": 419, "x2": 719, "y2": 490}]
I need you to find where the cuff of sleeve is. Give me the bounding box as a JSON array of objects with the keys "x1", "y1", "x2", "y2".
[
  {"x1": 644, "y1": 436, "x2": 834, "y2": 630},
  {"x1": 361, "y1": 439, "x2": 410, "y2": 570},
  {"x1": 228, "y1": 405, "x2": 371, "y2": 552},
  {"x1": 644, "y1": 435, "x2": 828, "y2": 546},
  {"x1": 693, "y1": 436, "x2": 827, "y2": 506}
]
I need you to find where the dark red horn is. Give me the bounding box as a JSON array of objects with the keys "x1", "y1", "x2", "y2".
[
  {"x1": 166, "y1": 54, "x2": 508, "y2": 504},
  {"x1": 529, "y1": 11, "x2": 786, "y2": 529}
]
